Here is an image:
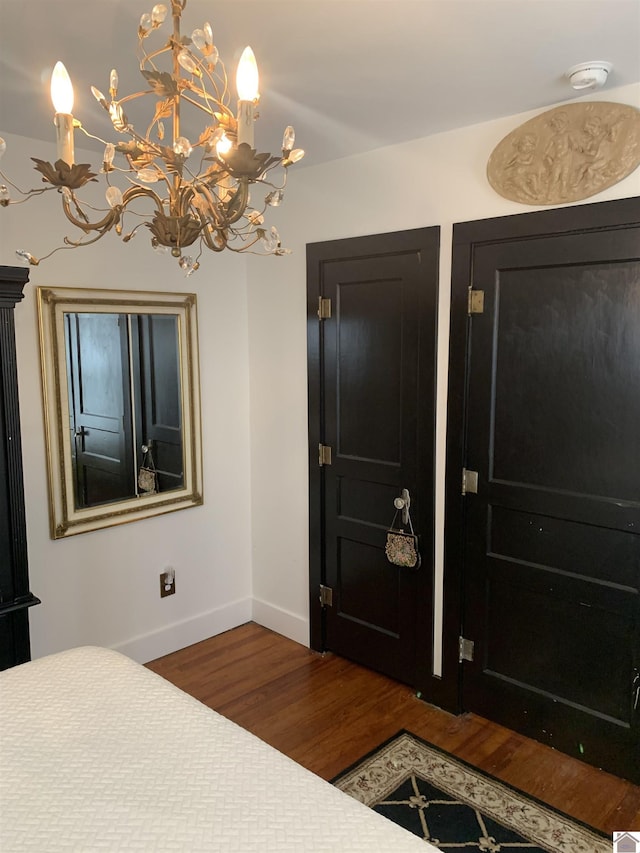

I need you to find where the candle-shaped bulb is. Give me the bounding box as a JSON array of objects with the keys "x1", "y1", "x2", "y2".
[
  {"x1": 51, "y1": 61, "x2": 74, "y2": 114},
  {"x1": 51, "y1": 61, "x2": 75, "y2": 164},
  {"x1": 216, "y1": 133, "x2": 232, "y2": 157},
  {"x1": 236, "y1": 47, "x2": 259, "y2": 101}
]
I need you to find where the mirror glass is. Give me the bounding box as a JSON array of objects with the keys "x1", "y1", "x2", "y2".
[{"x1": 37, "y1": 287, "x2": 202, "y2": 538}]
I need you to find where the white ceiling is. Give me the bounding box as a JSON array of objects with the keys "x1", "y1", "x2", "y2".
[{"x1": 1, "y1": 0, "x2": 639, "y2": 167}]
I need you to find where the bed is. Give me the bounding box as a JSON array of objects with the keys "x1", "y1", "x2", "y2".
[{"x1": 0, "y1": 646, "x2": 433, "y2": 852}]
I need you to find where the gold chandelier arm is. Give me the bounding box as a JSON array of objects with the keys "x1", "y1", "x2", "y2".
[
  {"x1": 182, "y1": 183, "x2": 224, "y2": 228},
  {"x1": 241, "y1": 235, "x2": 264, "y2": 252},
  {"x1": 200, "y1": 226, "x2": 226, "y2": 253},
  {"x1": 182, "y1": 79, "x2": 234, "y2": 120},
  {"x1": 0, "y1": 169, "x2": 58, "y2": 203},
  {"x1": 224, "y1": 181, "x2": 250, "y2": 225},
  {"x1": 139, "y1": 42, "x2": 172, "y2": 69},
  {"x1": 188, "y1": 53, "x2": 230, "y2": 108},
  {"x1": 223, "y1": 234, "x2": 264, "y2": 254},
  {"x1": 178, "y1": 92, "x2": 219, "y2": 118},
  {"x1": 64, "y1": 230, "x2": 118, "y2": 249},
  {"x1": 121, "y1": 183, "x2": 166, "y2": 215},
  {"x1": 61, "y1": 194, "x2": 120, "y2": 234},
  {"x1": 76, "y1": 124, "x2": 112, "y2": 149},
  {"x1": 125, "y1": 127, "x2": 165, "y2": 157},
  {"x1": 116, "y1": 89, "x2": 155, "y2": 107},
  {"x1": 59, "y1": 184, "x2": 165, "y2": 236}
]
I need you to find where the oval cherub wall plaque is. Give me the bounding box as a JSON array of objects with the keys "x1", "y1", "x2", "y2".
[{"x1": 487, "y1": 101, "x2": 640, "y2": 205}]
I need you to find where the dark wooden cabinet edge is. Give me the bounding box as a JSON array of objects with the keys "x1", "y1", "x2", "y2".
[
  {"x1": 0, "y1": 265, "x2": 40, "y2": 670},
  {"x1": 0, "y1": 594, "x2": 41, "y2": 616},
  {"x1": 0, "y1": 266, "x2": 29, "y2": 304}
]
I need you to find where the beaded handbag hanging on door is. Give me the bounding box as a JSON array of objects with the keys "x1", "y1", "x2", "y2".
[
  {"x1": 385, "y1": 504, "x2": 420, "y2": 569},
  {"x1": 138, "y1": 443, "x2": 157, "y2": 494}
]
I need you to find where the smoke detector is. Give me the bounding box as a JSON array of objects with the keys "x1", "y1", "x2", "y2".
[{"x1": 566, "y1": 61, "x2": 612, "y2": 90}]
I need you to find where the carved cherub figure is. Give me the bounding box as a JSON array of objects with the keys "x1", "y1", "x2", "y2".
[
  {"x1": 571, "y1": 114, "x2": 618, "y2": 188},
  {"x1": 503, "y1": 132, "x2": 540, "y2": 200},
  {"x1": 543, "y1": 112, "x2": 577, "y2": 198}
]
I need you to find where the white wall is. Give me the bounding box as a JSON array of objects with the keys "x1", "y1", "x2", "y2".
[
  {"x1": 1, "y1": 133, "x2": 254, "y2": 663},
  {"x1": 246, "y1": 84, "x2": 640, "y2": 665}
]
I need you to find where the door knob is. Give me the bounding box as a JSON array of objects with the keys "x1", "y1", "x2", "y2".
[{"x1": 394, "y1": 488, "x2": 411, "y2": 525}]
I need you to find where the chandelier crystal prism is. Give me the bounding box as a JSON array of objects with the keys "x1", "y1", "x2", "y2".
[{"x1": 0, "y1": 0, "x2": 304, "y2": 273}]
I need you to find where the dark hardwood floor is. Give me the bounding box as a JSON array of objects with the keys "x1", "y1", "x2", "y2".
[{"x1": 146, "y1": 621, "x2": 640, "y2": 835}]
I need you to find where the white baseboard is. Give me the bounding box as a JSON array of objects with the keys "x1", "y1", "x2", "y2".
[
  {"x1": 251, "y1": 598, "x2": 309, "y2": 647},
  {"x1": 113, "y1": 598, "x2": 253, "y2": 664}
]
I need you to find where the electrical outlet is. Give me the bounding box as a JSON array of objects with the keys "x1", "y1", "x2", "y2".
[{"x1": 160, "y1": 568, "x2": 175, "y2": 598}]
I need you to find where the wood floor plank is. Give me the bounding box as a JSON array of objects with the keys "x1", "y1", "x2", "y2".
[{"x1": 146, "y1": 622, "x2": 640, "y2": 835}]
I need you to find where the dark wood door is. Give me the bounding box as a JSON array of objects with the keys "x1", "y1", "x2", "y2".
[
  {"x1": 66, "y1": 312, "x2": 135, "y2": 508},
  {"x1": 308, "y1": 228, "x2": 439, "y2": 686},
  {"x1": 461, "y1": 221, "x2": 640, "y2": 782},
  {"x1": 132, "y1": 314, "x2": 183, "y2": 492}
]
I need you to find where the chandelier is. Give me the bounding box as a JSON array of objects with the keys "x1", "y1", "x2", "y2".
[{"x1": 0, "y1": 0, "x2": 304, "y2": 274}]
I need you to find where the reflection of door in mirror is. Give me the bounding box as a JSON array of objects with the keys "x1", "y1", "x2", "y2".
[
  {"x1": 65, "y1": 313, "x2": 183, "y2": 510},
  {"x1": 132, "y1": 314, "x2": 183, "y2": 495}
]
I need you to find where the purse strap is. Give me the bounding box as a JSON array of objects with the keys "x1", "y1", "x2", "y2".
[
  {"x1": 389, "y1": 508, "x2": 415, "y2": 535},
  {"x1": 140, "y1": 443, "x2": 156, "y2": 471}
]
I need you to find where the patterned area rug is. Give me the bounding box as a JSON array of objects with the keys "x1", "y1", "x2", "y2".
[{"x1": 333, "y1": 731, "x2": 610, "y2": 852}]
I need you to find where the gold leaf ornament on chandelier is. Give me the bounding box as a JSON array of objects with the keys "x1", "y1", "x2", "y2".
[{"x1": 0, "y1": 0, "x2": 304, "y2": 274}]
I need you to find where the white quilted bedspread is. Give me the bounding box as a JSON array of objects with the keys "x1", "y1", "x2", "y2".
[{"x1": 0, "y1": 646, "x2": 432, "y2": 852}]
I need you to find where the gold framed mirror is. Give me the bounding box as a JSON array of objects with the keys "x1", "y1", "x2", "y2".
[{"x1": 37, "y1": 286, "x2": 203, "y2": 538}]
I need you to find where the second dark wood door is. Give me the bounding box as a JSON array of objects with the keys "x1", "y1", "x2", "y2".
[{"x1": 461, "y1": 221, "x2": 640, "y2": 782}]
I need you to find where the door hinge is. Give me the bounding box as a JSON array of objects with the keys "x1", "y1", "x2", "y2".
[
  {"x1": 318, "y1": 297, "x2": 332, "y2": 319},
  {"x1": 468, "y1": 288, "x2": 484, "y2": 314},
  {"x1": 459, "y1": 636, "x2": 475, "y2": 663},
  {"x1": 318, "y1": 444, "x2": 332, "y2": 466},
  {"x1": 462, "y1": 468, "x2": 478, "y2": 495},
  {"x1": 319, "y1": 584, "x2": 333, "y2": 607}
]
